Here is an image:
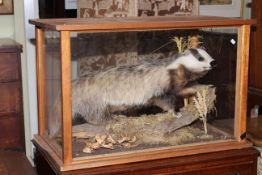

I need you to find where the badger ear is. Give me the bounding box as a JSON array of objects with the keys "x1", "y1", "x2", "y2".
[
  {"x1": 188, "y1": 48, "x2": 199, "y2": 55},
  {"x1": 183, "y1": 48, "x2": 200, "y2": 57}
]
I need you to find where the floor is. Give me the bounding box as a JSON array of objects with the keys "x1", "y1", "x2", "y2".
[{"x1": 0, "y1": 151, "x2": 36, "y2": 175}]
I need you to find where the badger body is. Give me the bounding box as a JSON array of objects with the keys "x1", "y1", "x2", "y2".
[{"x1": 72, "y1": 48, "x2": 214, "y2": 125}]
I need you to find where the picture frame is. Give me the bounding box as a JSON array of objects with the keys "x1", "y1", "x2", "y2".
[
  {"x1": 199, "y1": 0, "x2": 243, "y2": 17},
  {"x1": 138, "y1": 0, "x2": 199, "y2": 17},
  {"x1": 77, "y1": 0, "x2": 137, "y2": 18},
  {"x1": 0, "y1": 0, "x2": 13, "y2": 15},
  {"x1": 77, "y1": 0, "x2": 199, "y2": 18}
]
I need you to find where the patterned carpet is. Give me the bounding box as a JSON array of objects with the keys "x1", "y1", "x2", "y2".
[{"x1": 257, "y1": 147, "x2": 262, "y2": 175}]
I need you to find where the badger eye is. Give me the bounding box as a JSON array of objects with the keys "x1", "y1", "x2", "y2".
[{"x1": 198, "y1": 56, "x2": 204, "y2": 61}]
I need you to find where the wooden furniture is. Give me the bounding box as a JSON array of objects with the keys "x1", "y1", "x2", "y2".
[
  {"x1": 247, "y1": 116, "x2": 262, "y2": 146},
  {"x1": 34, "y1": 146, "x2": 259, "y2": 175},
  {"x1": 248, "y1": 0, "x2": 262, "y2": 112},
  {"x1": 29, "y1": 16, "x2": 256, "y2": 174},
  {"x1": 0, "y1": 39, "x2": 24, "y2": 150}
]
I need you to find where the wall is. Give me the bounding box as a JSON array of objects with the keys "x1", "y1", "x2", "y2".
[
  {"x1": 22, "y1": 0, "x2": 39, "y2": 164},
  {"x1": 13, "y1": 0, "x2": 39, "y2": 165},
  {"x1": 199, "y1": 0, "x2": 242, "y2": 17},
  {"x1": 0, "y1": 15, "x2": 14, "y2": 38},
  {"x1": 243, "y1": 0, "x2": 252, "y2": 19},
  {"x1": 0, "y1": 0, "x2": 35, "y2": 164}
]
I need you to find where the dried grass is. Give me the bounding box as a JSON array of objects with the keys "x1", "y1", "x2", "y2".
[{"x1": 192, "y1": 87, "x2": 216, "y2": 134}]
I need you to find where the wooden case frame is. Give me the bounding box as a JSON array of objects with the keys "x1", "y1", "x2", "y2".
[{"x1": 30, "y1": 16, "x2": 255, "y2": 174}]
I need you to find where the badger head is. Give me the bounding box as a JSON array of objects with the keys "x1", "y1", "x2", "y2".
[{"x1": 167, "y1": 48, "x2": 215, "y2": 73}]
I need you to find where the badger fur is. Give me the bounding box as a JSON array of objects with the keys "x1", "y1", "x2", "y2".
[
  {"x1": 72, "y1": 48, "x2": 215, "y2": 125},
  {"x1": 48, "y1": 48, "x2": 214, "y2": 137}
]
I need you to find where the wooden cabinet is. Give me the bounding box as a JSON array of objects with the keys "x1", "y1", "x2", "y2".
[
  {"x1": 248, "y1": 0, "x2": 262, "y2": 112},
  {"x1": 34, "y1": 147, "x2": 259, "y2": 175},
  {"x1": 0, "y1": 39, "x2": 24, "y2": 150},
  {"x1": 30, "y1": 16, "x2": 256, "y2": 175}
]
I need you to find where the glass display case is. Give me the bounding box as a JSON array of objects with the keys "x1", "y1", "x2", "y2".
[{"x1": 30, "y1": 16, "x2": 255, "y2": 173}]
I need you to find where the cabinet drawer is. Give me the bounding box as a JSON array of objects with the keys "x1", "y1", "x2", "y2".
[
  {"x1": 0, "y1": 116, "x2": 24, "y2": 149},
  {"x1": 0, "y1": 53, "x2": 19, "y2": 82},
  {"x1": 0, "y1": 82, "x2": 22, "y2": 114}
]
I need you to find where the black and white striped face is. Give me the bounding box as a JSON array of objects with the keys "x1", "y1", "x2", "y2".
[{"x1": 167, "y1": 48, "x2": 215, "y2": 73}]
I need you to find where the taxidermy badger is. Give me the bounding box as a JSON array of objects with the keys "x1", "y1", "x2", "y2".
[{"x1": 49, "y1": 48, "x2": 215, "y2": 137}]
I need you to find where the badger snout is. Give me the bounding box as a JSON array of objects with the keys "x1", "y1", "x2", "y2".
[
  {"x1": 210, "y1": 60, "x2": 216, "y2": 68},
  {"x1": 203, "y1": 60, "x2": 216, "y2": 71}
]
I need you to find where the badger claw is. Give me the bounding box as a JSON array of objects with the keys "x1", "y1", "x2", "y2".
[
  {"x1": 174, "y1": 112, "x2": 182, "y2": 118},
  {"x1": 168, "y1": 111, "x2": 182, "y2": 118}
]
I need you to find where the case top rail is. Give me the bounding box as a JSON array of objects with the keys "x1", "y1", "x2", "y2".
[{"x1": 29, "y1": 16, "x2": 256, "y2": 31}]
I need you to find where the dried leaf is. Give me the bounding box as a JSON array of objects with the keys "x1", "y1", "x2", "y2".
[
  {"x1": 102, "y1": 143, "x2": 114, "y2": 149},
  {"x1": 83, "y1": 147, "x2": 93, "y2": 153},
  {"x1": 95, "y1": 134, "x2": 107, "y2": 144},
  {"x1": 84, "y1": 141, "x2": 93, "y2": 147},
  {"x1": 122, "y1": 142, "x2": 132, "y2": 148},
  {"x1": 91, "y1": 142, "x2": 101, "y2": 150},
  {"x1": 130, "y1": 136, "x2": 137, "y2": 143},
  {"x1": 118, "y1": 136, "x2": 129, "y2": 144},
  {"x1": 107, "y1": 135, "x2": 116, "y2": 144}
]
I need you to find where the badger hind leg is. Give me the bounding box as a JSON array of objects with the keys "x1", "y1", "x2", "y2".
[
  {"x1": 47, "y1": 96, "x2": 63, "y2": 138},
  {"x1": 47, "y1": 117, "x2": 61, "y2": 138},
  {"x1": 76, "y1": 105, "x2": 112, "y2": 125}
]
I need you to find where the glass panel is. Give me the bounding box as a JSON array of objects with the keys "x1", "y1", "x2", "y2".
[
  {"x1": 69, "y1": 27, "x2": 238, "y2": 158},
  {"x1": 44, "y1": 30, "x2": 62, "y2": 151}
]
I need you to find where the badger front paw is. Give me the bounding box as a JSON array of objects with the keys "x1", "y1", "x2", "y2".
[
  {"x1": 178, "y1": 84, "x2": 215, "y2": 97},
  {"x1": 177, "y1": 87, "x2": 197, "y2": 97},
  {"x1": 167, "y1": 110, "x2": 182, "y2": 118}
]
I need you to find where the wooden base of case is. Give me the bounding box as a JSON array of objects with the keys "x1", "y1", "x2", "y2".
[{"x1": 34, "y1": 145, "x2": 259, "y2": 175}]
